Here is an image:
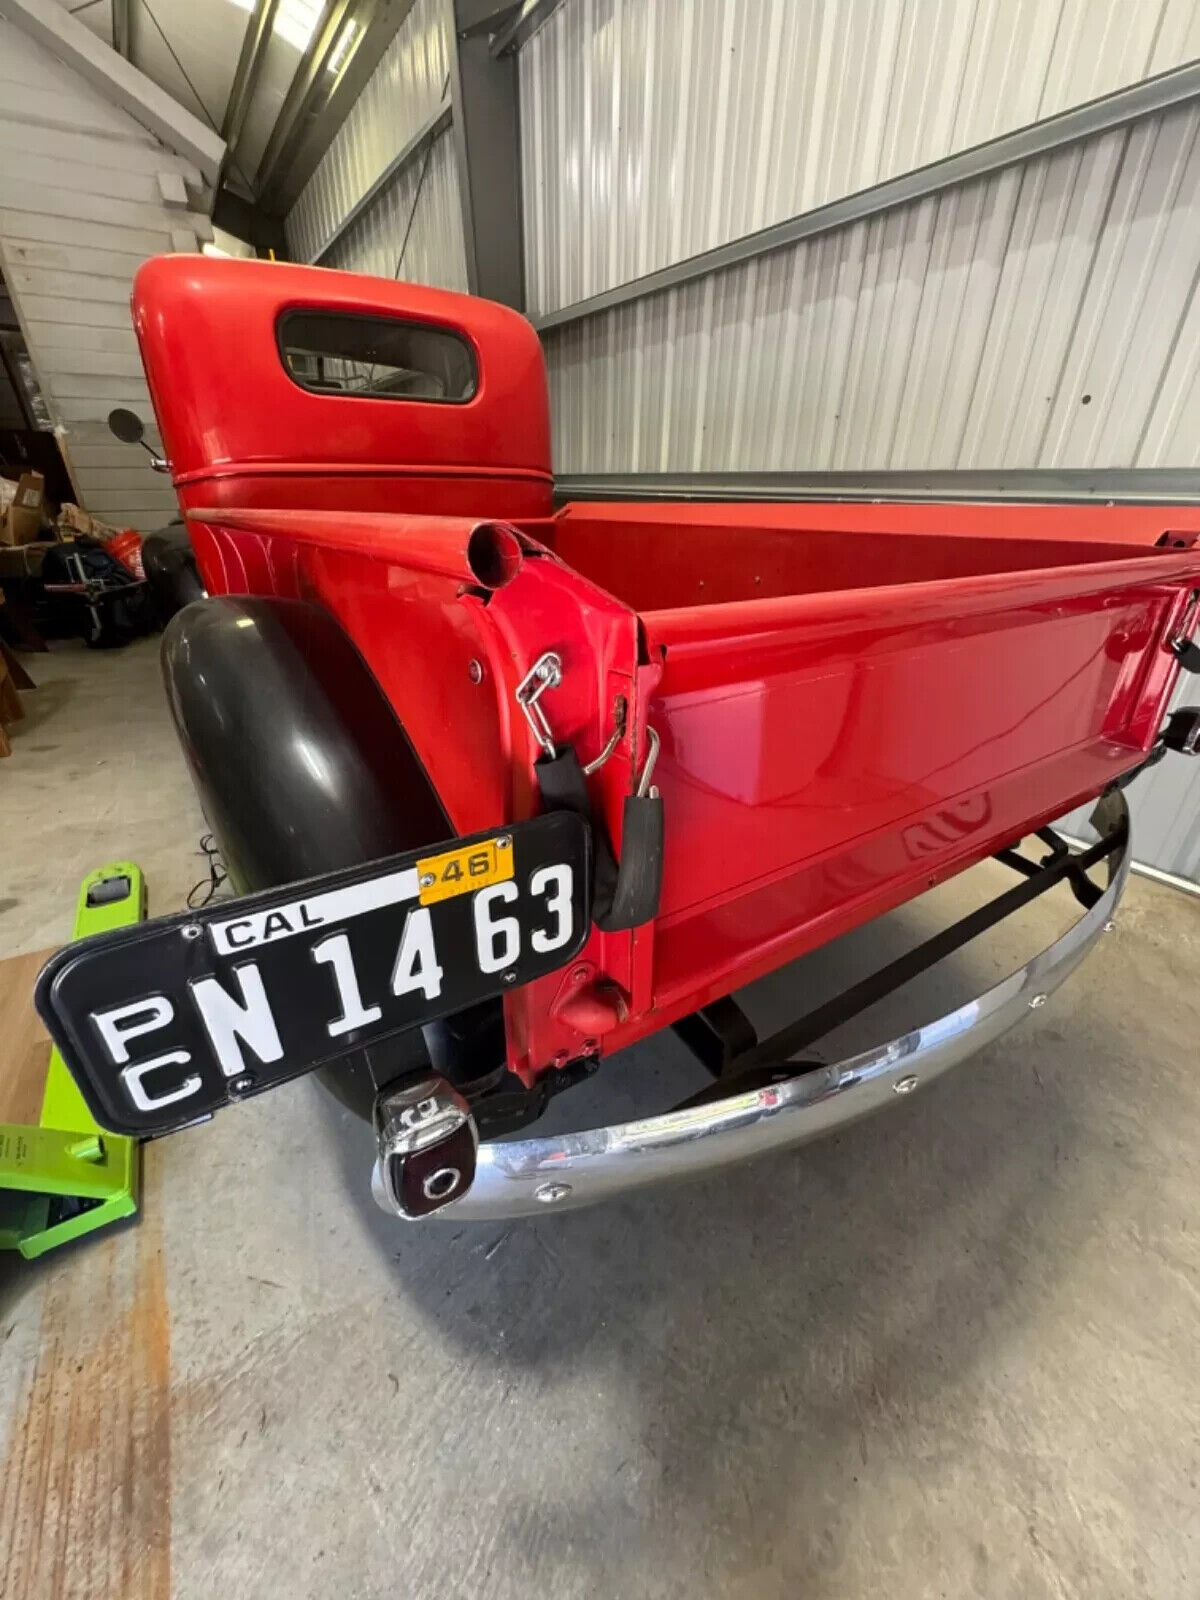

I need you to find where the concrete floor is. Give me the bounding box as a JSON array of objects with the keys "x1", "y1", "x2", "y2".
[{"x1": 1, "y1": 637, "x2": 1198, "y2": 1600}]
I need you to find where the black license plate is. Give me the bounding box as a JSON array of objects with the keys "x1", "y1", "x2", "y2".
[{"x1": 36, "y1": 812, "x2": 590, "y2": 1137}]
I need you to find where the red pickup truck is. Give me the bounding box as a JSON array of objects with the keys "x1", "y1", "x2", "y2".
[{"x1": 37, "y1": 256, "x2": 1200, "y2": 1221}]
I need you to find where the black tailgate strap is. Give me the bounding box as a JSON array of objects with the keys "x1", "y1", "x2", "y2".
[{"x1": 534, "y1": 745, "x2": 662, "y2": 932}]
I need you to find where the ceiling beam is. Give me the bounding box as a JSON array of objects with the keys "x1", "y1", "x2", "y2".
[
  {"x1": 0, "y1": 0, "x2": 224, "y2": 182},
  {"x1": 256, "y1": 0, "x2": 419, "y2": 217},
  {"x1": 487, "y1": 0, "x2": 564, "y2": 55},
  {"x1": 254, "y1": 0, "x2": 364, "y2": 208},
  {"x1": 446, "y1": 0, "x2": 523, "y2": 308},
  {"x1": 222, "y1": 0, "x2": 281, "y2": 160},
  {"x1": 211, "y1": 186, "x2": 288, "y2": 257},
  {"x1": 454, "y1": 0, "x2": 518, "y2": 34},
  {"x1": 111, "y1": 0, "x2": 132, "y2": 58}
]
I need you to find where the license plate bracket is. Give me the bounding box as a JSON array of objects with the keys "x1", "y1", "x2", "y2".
[{"x1": 36, "y1": 812, "x2": 591, "y2": 1138}]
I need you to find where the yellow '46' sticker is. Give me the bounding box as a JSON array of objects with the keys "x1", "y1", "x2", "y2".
[{"x1": 416, "y1": 834, "x2": 514, "y2": 906}]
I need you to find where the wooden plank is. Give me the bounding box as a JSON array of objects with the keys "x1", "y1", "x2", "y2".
[
  {"x1": 77, "y1": 501, "x2": 178, "y2": 520},
  {"x1": 18, "y1": 297, "x2": 132, "y2": 328},
  {"x1": 54, "y1": 465, "x2": 155, "y2": 491},
  {"x1": 0, "y1": 209, "x2": 174, "y2": 256},
  {"x1": 1, "y1": 638, "x2": 35, "y2": 688},
  {"x1": 5, "y1": 240, "x2": 150, "y2": 283},
  {"x1": 61, "y1": 446, "x2": 161, "y2": 474},
  {"x1": 0, "y1": 117, "x2": 200, "y2": 183},
  {"x1": 0, "y1": 1150, "x2": 172, "y2": 1600},
  {"x1": 0, "y1": 74, "x2": 147, "y2": 143},
  {"x1": 63, "y1": 418, "x2": 160, "y2": 448},
  {"x1": 0, "y1": 176, "x2": 213, "y2": 240},
  {"x1": 49, "y1": 374, "x2": 152, "y2": 402},
  {"x1": 75, "y1": 480, "x2": 177, "y2": 508},
  {"x1": 11, "y1": 269, "x2": 131, "y2": 305},
  {"x1": 157, "y1": 171, "x2": 189, "y2": 209},
  {"x1": 36, "y1": 350, "x2": 145, "y2": 380},
  {"x1": 54, "y1": 396, "x2": 150, "y2": 424},
  {"x1": 23, "y1": 322, "x2": 140, "y2": 354},
  {"x1": 0, "y1": 947, "x2": 53, "y2": 1125},
  {"x1": 0, "y1": 153, "x2": 168, "y2": 207}
]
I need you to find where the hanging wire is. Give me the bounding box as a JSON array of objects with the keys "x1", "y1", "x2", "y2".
[
  {"x1": 139, "y1": 0, "x2": 258, "y2": 196},
  {"x1": 187, "y1": 833, "x2": 230, "y2": 909},
  {"x1": 392, "y1": 73, "x2": 451, "y2": 280}
]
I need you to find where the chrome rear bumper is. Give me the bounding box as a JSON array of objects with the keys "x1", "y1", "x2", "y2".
[{"x1": 372, "y1": 794, "x2": 1130, "y2": 1221}]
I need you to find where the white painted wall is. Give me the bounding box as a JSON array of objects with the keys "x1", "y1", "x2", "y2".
[{"x1": 0, "y1": 15, "x2": 214, "y2": 529}]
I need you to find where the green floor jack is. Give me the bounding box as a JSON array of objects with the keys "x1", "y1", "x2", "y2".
[{"x1": 0, "y1": 865, "x2": 143, "y2": 1259}]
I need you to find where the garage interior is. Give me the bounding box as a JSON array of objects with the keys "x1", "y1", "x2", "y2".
[{"x1": 1, "y1": 2, "x2": 1199, "y2": 1597}]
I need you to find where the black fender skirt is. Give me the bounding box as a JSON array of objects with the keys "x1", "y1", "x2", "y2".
[
  {"x1": 161, "y1": 596, "x2": 468, "y2": 1116},
  {"x1": 161, "y1": 595, "x2": 451, "y2": 894}
]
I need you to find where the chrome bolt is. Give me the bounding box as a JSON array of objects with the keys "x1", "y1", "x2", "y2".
[
  {"x1": 399, "y1": 1098, "x2": 439, "y2": 1130},
  {"x1": 229, "y1": 1074, "x2": 255, "y2": 1094},
  {"x1": 502, "y1": 971, "x2": 517, "y2": 984},
  {"x1": 1029, "y1": 993, "x2": 1048, "y2": 1009},
  {"x1": 893, "y1": 1074, "x2": 919, "y2": 1095},
  {"x1": 1103, "y1": 920, "x2": 1116, "y2": 933},
  {"x1": 534, "y1": 1182, "x2": 572, "y2": 1204},
  {"x1": 495, "y1": 835, "x2": 512, "y2": 850},
  {"x1": 467, "y1": 659, "x2": 484, "y2": 684},
  {"x1": 419, "y1": 873, "x2": 436, "y2": 889},
  {"x1": 181, "y1": 924, "x2": 202, "y2": 941},
  {"x1": 422, "y1": 1167, "x2": 460, "y2": 1201}
]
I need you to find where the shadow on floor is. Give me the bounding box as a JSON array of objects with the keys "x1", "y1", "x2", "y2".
[{"x1": 314, "y1": 884, "x2": 1099, "y2": 1381}]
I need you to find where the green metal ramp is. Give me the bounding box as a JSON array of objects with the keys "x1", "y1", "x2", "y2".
[{"x1": 0, "y1": 865, "x2": 144, "y2": 1259}]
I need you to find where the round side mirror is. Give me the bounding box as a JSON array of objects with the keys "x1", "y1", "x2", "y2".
[{"x1": 107, "y1": 407, "x2": 145, "y2": 445}]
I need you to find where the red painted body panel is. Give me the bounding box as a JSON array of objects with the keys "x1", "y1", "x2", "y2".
[{"x1": 131, "y1": 257, "x2": 1200, "y2": 1083}]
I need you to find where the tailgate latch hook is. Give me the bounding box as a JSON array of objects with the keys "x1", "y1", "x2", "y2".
[{"x1": 515, "y1": 651, "x2": 563, "y2": 757}]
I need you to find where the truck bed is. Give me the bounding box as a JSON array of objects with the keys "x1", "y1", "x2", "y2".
[
  {"x1": 550, "y1": 500, "x2": 1186, "y2": 610},
  {"x1": 545, "y1": 501, "x2": 1200, "y2": 1020}
]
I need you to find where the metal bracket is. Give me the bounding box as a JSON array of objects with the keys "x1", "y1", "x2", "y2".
[
  {"x1": 1162, "y1": 706, "x2": 1200, "y2": 755},
  {"x1": 1170, "y1": 591, "x2": 1200, "y2": 672},
  {"x1": 636, "y1": 726, "x2": 661, "y2": 797},
  {"x1": 515, "y1": 651, "x2": 563, "y2": 758},
  {"x1": 582, "y1": 696, "x2": 627, "y2": 776}
]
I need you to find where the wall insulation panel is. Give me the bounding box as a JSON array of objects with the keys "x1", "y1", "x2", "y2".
[
  {"x1": 520, "y1": 0, "x2": 1200, "y2": 317},
  {"x1": 542, "y1": 102, "x2": 1200, "y2": 474},
  {"x1": 285, "y1": 0, "x2": 452, "y2": 264}
]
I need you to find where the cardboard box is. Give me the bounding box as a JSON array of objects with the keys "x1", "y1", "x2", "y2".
[
  {"x1": 56, "y1": 502, "x2": 122, "y2": 544},
  {"x1": 0, "y1": 472, "x2": 45, "y2": 546}
]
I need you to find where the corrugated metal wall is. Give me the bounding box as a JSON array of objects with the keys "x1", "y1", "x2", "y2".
[
  {"x1": 0, "y1": 18, "x2": 210, "y2": 531},
  {"x1": 270, "y1": 0, "x2": 1200, "y2": 882},
  {"x1": 320, "y1": 130, "x2": 468, "y2": 289},
  {"x1": 541, "y1": 103, "x2": 1200, "y2": 474},
  {"x1": 284, "y1": 0, "x2": 466, "y2": 289},
  {"x1": 521, "y1": 0, "x2": 1200, "y2": 317},
  {"x1": 514, "y1": 0, "x2": 1200, "y2": 884}
]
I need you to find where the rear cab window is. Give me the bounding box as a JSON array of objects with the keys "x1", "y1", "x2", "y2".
[{"x1": 277, "y1": 310, "x2": 477, "y2": 404}]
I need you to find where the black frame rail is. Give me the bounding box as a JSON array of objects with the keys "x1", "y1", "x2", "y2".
[{"x1": 672, "y1": 814, "x2": 1128, "y2": 1105}]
